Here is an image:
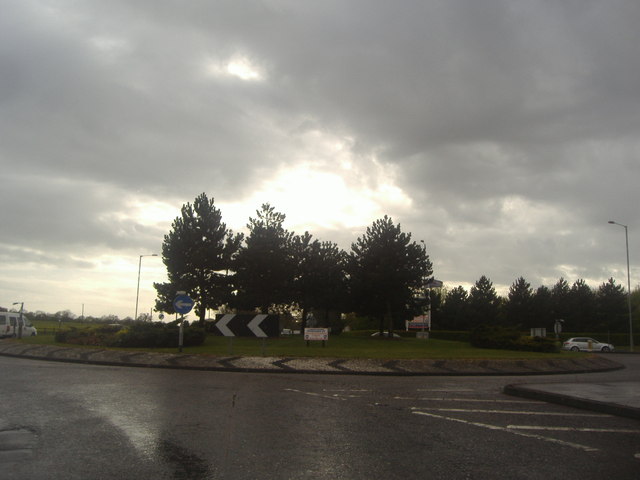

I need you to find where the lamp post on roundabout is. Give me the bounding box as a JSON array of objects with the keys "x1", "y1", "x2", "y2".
[
  {"x1": 135, "y1": 253, "x2": 158, "y2": 321},
  {"x1": 608, "y1": 221, "x2": 633, "y2": 352}
]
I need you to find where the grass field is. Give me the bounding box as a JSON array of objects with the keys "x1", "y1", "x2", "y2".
[{"x1": 18, "y1": 325, "x2": 577, "y2": 359}]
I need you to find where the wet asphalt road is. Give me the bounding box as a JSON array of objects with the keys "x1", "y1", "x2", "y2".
[{"x1": 2, "y1": 355, "x2": 639, "y2": 479}]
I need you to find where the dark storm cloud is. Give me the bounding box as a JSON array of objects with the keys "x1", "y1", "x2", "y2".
[
  {"x1": 1, "y1": 0, "x2": 638, "y2": 315},
  {"x1": 0, "y1": 0, "x2": 286, "y2": 195}
]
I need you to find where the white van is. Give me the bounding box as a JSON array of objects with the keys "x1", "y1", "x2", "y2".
[{"x1": 0, "y1": 313, "x2": 37, "y2": 338}]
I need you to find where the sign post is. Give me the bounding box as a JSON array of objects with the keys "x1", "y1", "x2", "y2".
[
  {"x1": 554, "y1": 319, "x2": 564, "y2": 339},
  {"x1": 173, "y1": 293, "x2": 194, "y2": 352}
]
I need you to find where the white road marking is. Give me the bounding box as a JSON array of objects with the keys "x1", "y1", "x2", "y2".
[
  {"x1": 411, "y1": 407, "x2": 609, "y2": 417},
  {"x1": 395, "y1": 396, "x2": 540, "y2": 403},
  {"x1": 284, "y1": 388, "x2": 347, "y2": 400},
  {"x1": 507, "y1": 425, "x2": 640, "y2": 433},
  {"x1": 412, "y1": 410, "x2": 599, "y2": 452},
  {"x1": 323, "y1": 389, "x2": 370, "y2": 392},
  {"x1": 417, "y1": 388, "x2": 474, "y2": 392}
]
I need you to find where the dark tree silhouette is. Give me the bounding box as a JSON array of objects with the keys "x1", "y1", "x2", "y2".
[
  {"x1": 347, "y1": 216, "x2": 432, "y2": 334},
  {"x1": 154, "y1": 193, "x2": 242, "y2": 321},
  {"x1": 232, "y1": 204, "x2": 296, "y2": 313}
]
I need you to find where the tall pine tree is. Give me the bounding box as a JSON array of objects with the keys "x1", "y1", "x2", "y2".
[
  {"x1": 347, "y1": 216, "x2": 432, "y2": 334},
  {"x1": 154, "y1": 193, "x2": 242, "y2": 321},
  {"x1": 232, "y1": 204, "x2": 296, "y2": 313}
]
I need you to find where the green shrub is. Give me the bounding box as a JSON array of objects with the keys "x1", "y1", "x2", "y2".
[
  {"x1": 54, "y1": 326, "x2": 116, "y2": 346},
  {"x1": 512, "y1": 335, "x2": 558, "y2": 353},
  {"x1": 54, "y1": 322, "x2": 206, "y2": 348},
  {"x1": 470, "y1": 324, "x2": 519, "y2": 349},
  {"x1": 470, "y1": 324, "x2": 558, "y2": 353},
  {"x1": 112, "y1": 321, "x2": 205, "y2": 348}
]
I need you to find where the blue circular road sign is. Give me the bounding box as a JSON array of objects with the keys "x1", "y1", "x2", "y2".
[{"x1": 173, "y1": 294, "x2": 194, "y2": 315}]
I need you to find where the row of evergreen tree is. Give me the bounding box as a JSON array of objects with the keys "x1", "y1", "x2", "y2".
[
  {"x1": 430, "y1": 275, "x2": 632, "y2": 333},
  {"x1": 154, "y1": 193, "x2": 431, "y2": 333},
  {"x1": 154, "y1": 193, "x2": 633, "y2": 334}
]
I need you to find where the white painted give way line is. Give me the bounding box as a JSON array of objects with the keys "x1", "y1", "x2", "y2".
[
  {"x1": 284, "y1": 388, "x2": 348, "y2": 401},
  {"x1": 507, "y1": 425, "x2": 640, "y2": 434},
  {"x1": 394, "y1": 396, "x2": 540, "y2": 403},
  {"x1": 411, "y1": 407, "x2": 608, "y2": 417},
  {"x1": 412, "y1": 410, "x2": 599, "y2": 452}
]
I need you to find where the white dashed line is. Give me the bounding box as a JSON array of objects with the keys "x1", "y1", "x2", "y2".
[
  {"x1": 417, "y1": 388, "x2": 475, "y2": 392},
  {"x1": 323, "y1": 389, "x2": 370, "y2": 392},
  {"x1": 411, "y1": 407, "x2": 609, "y2": 417},
  {"x1": 284, "y1": 388, "x2": 347, "y2": 400},
  {"x1": 412, "y1": 410, "x2": 599, "y2": 452},
  {"x1": 395, "y1": 396, "x2": 540, "y2": 403},
  {"x1": 507, "y1": 425, "x2": 640, "y2": 433}
]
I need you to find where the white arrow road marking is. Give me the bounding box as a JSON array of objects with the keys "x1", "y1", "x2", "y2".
[
  {"x1": 412, "y1": 410, "x2": 599, "y2": 452},
  {"x1": 216, "y1": 314, "x2": 235, "y2": 336},
  {"x1": 248, "y1": 314, "x2": 268, "y2": 337}
]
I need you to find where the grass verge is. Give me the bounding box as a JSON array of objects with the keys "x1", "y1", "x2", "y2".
[{"x1": 16, "y1": 331, "x2": 578, "y2": 360}]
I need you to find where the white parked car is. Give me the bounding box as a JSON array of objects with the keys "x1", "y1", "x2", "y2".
[{"x1": 562, "y1": 337, "x2": 614, "y2": 352}]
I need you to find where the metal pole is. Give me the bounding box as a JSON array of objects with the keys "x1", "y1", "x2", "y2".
[
  {"x1": 135, "y1": 255, "x2": 143, "y2": 321},
  {"x1": 623, "y1": 225, "x2": 633, "y2": 352},
  {"x1": 12, "y1": 302, "x2": 23, "y2": 339},
  {"x1": 179, "y1": 316, "x2": 184, "y2": 353},
  {"x1": 135, "y1": 254, "x2": 158, "y2": 321},
  {"x1": 609, "y1": 221, "x2": 634, "y2": 352}
]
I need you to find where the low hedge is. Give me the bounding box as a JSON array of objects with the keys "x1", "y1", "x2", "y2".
[
  {"x1": 54, "y1": 324, "x2": 122, "y2": 346},
  {"x1": 470, "y1": 324, "x2": 558, "y2": 353},
  {"x1": 113, "y1": 321, "x2": 205, "y2": 348},
  {"x1": 54, "y1": 322, "x2": 205, "y2": 348}
]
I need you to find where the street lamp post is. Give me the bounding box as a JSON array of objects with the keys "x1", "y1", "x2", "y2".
[
  {"x1": 608, "y1": 221, "x2": 633, "y2": 352},
  {"x1": 135, "y1": 254, "x2": 158, "y2": 321},
  {"x1": 12, "y1": 302, "x2": 23, "y2": 339}
]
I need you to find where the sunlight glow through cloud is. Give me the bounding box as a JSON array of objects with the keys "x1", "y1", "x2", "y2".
[
  {"x1": 204, "y1": 55, "x2": 264, "y2": 81},
  {"x1": 222, "y1": 164, "x2": 412, "y2": 234}
]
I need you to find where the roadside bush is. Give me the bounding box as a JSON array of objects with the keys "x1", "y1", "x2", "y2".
[
  {"x1": 343, "y1": 314, "x2": 378, "y2": 331},
  {"x1": 512, "y1": 335, "x2": 558, "y2": 353},
  {"x1": 54, "y1": 322, "x2": 205, "y2": 348},
  {"x1": 470, "y1": 324, "x2": 558, "y2": 353},
  {"x1": 470, "y1": 325, "x2": 520, "y2": 349},
  {"x1": 112, "y1": 321, "x2": 205, "y2": 348},
  {"x1": 54, "y1": 325, "x2": 119, "y2": 346}
]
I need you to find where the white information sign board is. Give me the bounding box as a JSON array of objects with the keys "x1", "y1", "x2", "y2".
[{"x1": 304, "y1": 328, "x2": 329, "y2": 341}]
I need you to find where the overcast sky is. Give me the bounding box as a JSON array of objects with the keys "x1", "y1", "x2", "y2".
[{"x1": 1, "y1": 0, "x2": 638, "y2": 319}]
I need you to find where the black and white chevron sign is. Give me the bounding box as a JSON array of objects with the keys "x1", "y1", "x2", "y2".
[{"x1": 212, "y1": 314, "x2": 279, "y2": 338}]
